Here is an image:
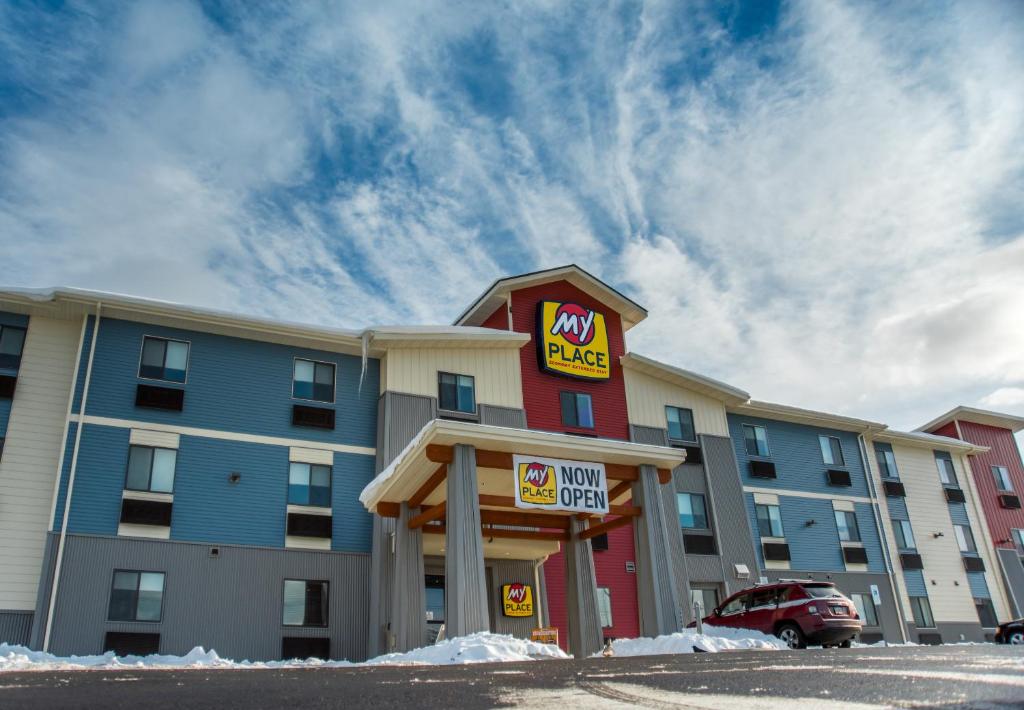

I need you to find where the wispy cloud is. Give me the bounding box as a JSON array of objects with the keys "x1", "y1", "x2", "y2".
[{"x1": 1, "y1": 0, "x2": 1022, "y2": 437}]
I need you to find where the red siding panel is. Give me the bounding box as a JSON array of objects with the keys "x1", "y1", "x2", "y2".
[
  {"x1": 956, "y1": 421, "x2": 1024, "y2": 549},
  {"x1": 480, "y1": 304, "x2": 508, "y2": 331}
]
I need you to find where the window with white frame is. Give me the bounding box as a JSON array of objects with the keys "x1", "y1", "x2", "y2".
[
  {"x1": 288, "y1": 462, "x2": 331, "y2": 507},
  {"x1": 438, "y1": 372, "x2": 476, "y2": 413},
  {"x1": 139, "y1": 336, "x2": 189, "y2": 383}
]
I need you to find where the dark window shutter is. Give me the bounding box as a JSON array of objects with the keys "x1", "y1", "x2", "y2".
[
  {"x1": 899, "y1": 553, "x2": 924, "y2": 570},
  {"x1": 287, "y1": 513, "x2": 332, "y2": 538},
  {"x1": 883, "y1": 480, "x2": 906, "y2": 497},
  {"x1": 962, "y1": 556, "x2": 985, "y2": 572},
  {"x1": 762, "y1": 542, "x2": 790, "y2": 561},
  {"x1": 750, "y1": 460, "x2": 776, "y2": 479},
  {"x1": 104, "y1": 632, "x2": 160, "y2": 656},
  {"x1": 135, "y1": 384, "x2": 184, "y2": 411},
  {"x1": 292, "y1": 404, "x2": 335, "y2": 430},
  {"x1": 682, "y1": 445, "x2": 703, "y2": 465},
  {"x1": 120, "y1": 498, "x2": 173, "y2": 526},
  {"x1": 684, "y1": 533, "x2": 718, "y2": 555},
  {"x1": 843, "y1": 546, "x2": 868, "y2": 564},
  {"x1": 998, "y1": 494, "x2": 1021, "y2": 510},
  {"x1": 590, "y1": 533, "x2": 609, "y2": 552},
  {"x1": 917, "y1": 632, "x2": 942, "y2": 645},
  {"x1": 0, "y1": 374, "x2": 16, "y2": 399},
  {"x1": 282, "y1": 636, "x2": 330, "y2": 660},
  {"x1": 944, "y1": 488, "x2": 966, "y2": 503},
  {"x1": 827, "y1": 469, "x2": 852, "y2": 487}
]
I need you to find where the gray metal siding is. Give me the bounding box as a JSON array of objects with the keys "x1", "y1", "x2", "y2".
[
  {"x1": 488, "y1": 559, "x2": 540, "y2": 638},
  {"x1": 479, "y1": 405, "x2": 527, "y2": 429},
  {"x1": 629, "y1": 424, "x2": 668, "y2": 446},
  {"x1": 377, "y1": 391, "x2": 436, "y2": 470},
  {"x1": 47, "y1": 534, "x2": 371, "y2": 661},
  {"x1": 701, "y1": 434, "x2": 759, "y2": 595},
  {"x1": 997, "y1": 547, "x2": 1024, "y2": 617},
  {"x1": 0, "y1": 611, "x2": 32, "y2": 646}
]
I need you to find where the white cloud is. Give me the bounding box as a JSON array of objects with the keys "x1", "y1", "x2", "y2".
[{"x1": 980, "y1": 388, "x2": 1024, "y2": 409}]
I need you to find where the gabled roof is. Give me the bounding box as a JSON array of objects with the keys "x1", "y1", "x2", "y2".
[
  {"x1": 874, "y1": 428, "x2": 988, "y2": 454},
  {"x1": 729, "y1": 400, "x2": 885, "y2": 433},
  {"x1": 453, "y1": 264, "x2": 648, "y2": 331},
  {"x1": 620, "y1": 353, "x2": 749, "y2": 405},
  {"x1": 918, "y1": 405, "x2": 1024, "y2": 434}
]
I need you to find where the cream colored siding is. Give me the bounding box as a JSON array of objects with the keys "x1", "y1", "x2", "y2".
[
  {"x1": 893, "y1": 444, "x2": 977, "y2": 624},
  {"x1": 382, "y1": 348, "x2": 523, "y2": 409},
  {"x1": 0, "y1": 316, "x2": 83, "y2": 610},
  {"x1": 862, "y1": 438, "x2": 913, "y2": 618},
  {"x1": 622, "y1": 368, "x2": 729, "y2": 436}
]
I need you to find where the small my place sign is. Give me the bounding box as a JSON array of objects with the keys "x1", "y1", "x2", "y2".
[{"x1": 513, "y1": 454, "x2": 609, "y2": 514}]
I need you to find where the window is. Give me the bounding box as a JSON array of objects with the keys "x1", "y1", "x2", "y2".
[
  {"x1": 976, "y1": 598, "x2": 998, "y2": 628},
  {"x1": 438, "y1": 372, "x2": 475, "y2": 413},
  {"x1": 560, "y1": 391, "x2": 594, "y2": 428},
  {"x1": 288, "y1": 463, "x2": 331, "y2": 507},
  {"x1": 425, "y1": 575, "x2": 445, "y2": 623},
  {"x1": 954, "y1": 524, "x2": 977, "y2": 554},
  {"x1": 743, "y1": 424, "x2": 770, "y2": 456},
  {"x1": 283, "y1": 580, "x2": 328, "y2": 627},
  {"x1": 910, "y1": 596, "x2": 935, "y2": 628},
  {"x1": 0, "y1": 325, "x2": 26, "y2": 369},
  {"x1": 992, "y1": 466, "x2": 1013, "y2": 492},
  {"x1": 666, "y1": 406, "x2": 696, "y2": 442},
  {"x1": 125, "y1": 446, "x2": 176, "y2": 493},
  {"x1": 719, "y1": 593, "x2": 749, "y2": 616},
  {"x1": 1014, "y1": 529, "x2": 1024, "y2": 554},
  {"x1": 756, "y1": 503, "x2": 784, "y2": 538},
  {"x1": 139, "y1": 336, "x2": 189, "y2": 383},
  {"x1": 677, "y1": 493, "x2": 709, "y2": 529},
  {"x1": 834, "y1": 510, "x2": 861, "y2": 542},
  {"x1": 819, "y1": 436, "x2": 845, "y2": 466},
  {"x1": 851, "y1": 593, "x2": 878, "y2": 626},
  {"x1": 934, "y1": 451, "x2": 958, "y2": 486},
  {"x1": 689, "y1": 586, "x2": 719, "y2": 615},
  {"x1": 293, "y1": 359, "x2": 335, "y2": 403},
  {"x1": 893, "y1": 519, "x2": 916, "y2": 550},
  {"x1": 597, "y1": 587, "x2": 613, "y2": 628},
  {"x1": 108, "y1": 571, "x2": 165, "y2": 622},
  {"x1": 875, "y1": 443, "x2": 899, "y2": 479}
]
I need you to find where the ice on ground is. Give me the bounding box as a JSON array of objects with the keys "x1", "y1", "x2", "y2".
[
  {"x1": 0, "y1": 632, "x2": 567, "y2": 672},
  {"x1": 600, "y1": 625, "x2": 787, "y2": 657}
]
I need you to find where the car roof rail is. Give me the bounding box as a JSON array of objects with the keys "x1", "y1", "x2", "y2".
[{"x1": 776, "y1": 578, "x2": 819, "y2": 584}]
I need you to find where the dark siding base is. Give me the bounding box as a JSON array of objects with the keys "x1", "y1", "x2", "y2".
[{"x1": 0, "y1": 611, "x2": 33, "y2": 646}]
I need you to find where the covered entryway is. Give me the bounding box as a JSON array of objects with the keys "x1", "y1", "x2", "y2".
[{"x1": 360, "y1": 419, "x2": 687, "y2": 658}]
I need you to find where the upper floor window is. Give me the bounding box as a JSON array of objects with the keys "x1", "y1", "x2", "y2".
[
  {"x1": 293, "y1": 359, "x2": 335, "y2": 403},
  {"x1": 283, "y1": 579, "x2": 328, "y2": 627},
  {"x1": 560, "y1": 391, "x2": 594, "y2": 429},
  {"x1": 677, "y1": 493, "x2": 709, "y2": 529},
  {"x1": 934, "y1": 451, "x2": 958, "y2": 486},
  {"x1": 288, "y1": 462, "x2": 331, "y2": 507},
  {"x1": 0, "y1": 325, "x2": 27, "y2": 369},
  {"x1": 438, "y1": 372, "x2": 475, "y2": 413},
  {"x1": 875, "y1": 443, "x2": 899, "y2": 479},
  {"x1": 743, "y1": 424, "x2": 770, "y2": 457},
  {"x1": 108, "y1": 570, "x2": 164, "y2": 622},
  {"x1": 125, "y1": 445, "x2": 176, "y2": 493},
  {"x1": 139, "y1": 336, "x2": 189, "y2": 383},
  {"x1": 755, "y1": 503, "x2": 784, "y2": 538},
  {"x1": 954, "y1": 524, "x2": 977, "y2": 554},
  {"x1": 992, "y1": 466, "x2": 1013, "y2": 492},
  {"x1": 666, "y1": 406, "x2": 696, "y2": 443},
  {"x1": 893, "y1": 519, "x2": 916, "y2": 550},
  {"x1": 834, "y1": 510, "x2": 861, "y2": 542},
  {"x1": 819, "y1": 435, "x2": 845, "y2": 466}
]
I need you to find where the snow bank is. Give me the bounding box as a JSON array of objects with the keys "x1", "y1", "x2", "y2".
[
  {"x1": 602, "y1": 626, "x2": 787, "y2": 657},
  {"x1": 0, "y1": 632, "x2": 566, "y2": 672}
]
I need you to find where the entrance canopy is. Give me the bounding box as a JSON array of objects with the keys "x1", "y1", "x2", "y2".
[{"x1": 360, "y1": 419, "x2": 687, "y2": 560}]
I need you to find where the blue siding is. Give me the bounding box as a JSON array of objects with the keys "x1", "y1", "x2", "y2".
[
  {"x1": 903, "y1": 570, "x2": 927, "y2": 596},
  {"x1": 63, "y1": 424, "x2": 128, "y2": 535},
  {"x1": 70, "y1": 315, "x2": 96, "y2": 415},
  {"x1": 51, "y1": 423, "x2": 79, "y2": 530},
  {"x1": 331, "y1": 452, "x2": 375, "y2": 553},
  {"x1": 75, "y1": 317, "x2": 379, "y2": 449},
  {"x1": 0, "y1": 397, "x2": 11, "y2": 437},
  {"x1": 171, "y1": 436, "x2": 288, "y2": 547},
  {"x1": 887, "y1": 497, "x2": 909, "y2": 520},
  {"x1": 967, "y1": 571, "x2": 990, "y2": 599},
  {"x1": 947, "y1": 502, "x2": 970, "y2": 527}
]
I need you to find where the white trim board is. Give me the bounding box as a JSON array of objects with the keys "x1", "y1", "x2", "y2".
[
  {"x1": 743, "y1": 486, "x2": 872, "y2": 504},
  {"x1": 70, "y1": 414, "x2": 375, "y2": 457}
]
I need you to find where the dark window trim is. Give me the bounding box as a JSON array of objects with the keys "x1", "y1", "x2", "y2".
[
  {"x1": 818, "y1": 434, "x2": 846, "y2": 467},
  {"x1": 137, "y1": 335, "x2": 191, "y2": 385},
  {"x1": 0, "y1": 324, "x2": 27, "y2": 370},
  {"x1": 665, "y1": 405, "x2": 697, "y2": 444},
  {"x1": 437, "y1": 371, "x2": 477, "y2": 415},
  {"x1": 287, "y1": 461, "x2": 333, "y2": 508},
  {"x1": 123, "y1": 445, "x2": 177, "y2": 494},
  {"x1": 107, "y1": 569, "x2": 165, "y2": 623},
  {"x1": 282, "y1": 579, "x2": 330, "y2": 628},
  {"x1": 741, "y1": 423, "x2": 771, "y2": 457},
  {"x1": 560, "y1": 390, "x2": 595, "y2": 430},
  {"x1": 291, "y1": 357, "x2": 337, "y2": 404}
]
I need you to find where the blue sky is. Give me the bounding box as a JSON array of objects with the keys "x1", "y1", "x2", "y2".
[{"x1": 1, "y1": 0, "x2": 1023, "y2": 441}]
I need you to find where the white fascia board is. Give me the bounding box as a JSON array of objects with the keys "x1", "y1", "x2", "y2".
[{"x1": 620, "y1": 352, "x2": 750, "y2": 404}]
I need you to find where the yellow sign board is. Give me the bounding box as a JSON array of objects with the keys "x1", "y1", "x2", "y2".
[
  {"x1": 502, "y1": 583, "x2": 534, "y2": 617},
  {"x1": 538, "y1": 301, "x2": 610, "y2": 380},
  {"x1": 531, "y1": 627, "x2": 559, "y2": 645}
]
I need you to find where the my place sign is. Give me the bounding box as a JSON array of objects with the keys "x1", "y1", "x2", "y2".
[{"x1": 513, "y1": 454, "x2": 609, "y2": 514}]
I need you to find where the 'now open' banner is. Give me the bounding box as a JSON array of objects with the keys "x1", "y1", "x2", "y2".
[{"x1": 513, "y1": 454, "x2": 609, "y2": 514}]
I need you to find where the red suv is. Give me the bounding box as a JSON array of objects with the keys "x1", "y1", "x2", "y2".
[{"x1": 693, "y1": 581, "x2": 863, "y2": 649}]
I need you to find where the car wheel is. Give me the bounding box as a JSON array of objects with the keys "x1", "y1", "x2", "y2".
[
  {"x1": 776, "y1": 623, "x2": 806, "y2": 650},
  {"x1": 1010, "y1": 631, "x2": 1024, "y2": 645},
  {"x1": 838, "y1": 639, "x2": 852, "y2": 648}
]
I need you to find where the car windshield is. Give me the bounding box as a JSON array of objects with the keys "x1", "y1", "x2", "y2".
[{"x1": 801, "y1": 584, "x2": 842, "y2": 599}]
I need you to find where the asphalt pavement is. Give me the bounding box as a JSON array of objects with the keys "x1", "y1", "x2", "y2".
[{"x1": 1, "y1": 644, "x2": 1022, "y2": 709}]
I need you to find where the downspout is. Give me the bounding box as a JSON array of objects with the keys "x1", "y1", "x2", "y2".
[
  {"x1": 533, "y1": 555, "x2": 550, "y2": 628},
  {"x1": 43, "y1": 302, "x2": 101, "y2": 651},
  {"x1": 858, "y1": 428, "x2": 909, "y2": 644}
]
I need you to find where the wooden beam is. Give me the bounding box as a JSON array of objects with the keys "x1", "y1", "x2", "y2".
[
  {"x1": 425, "y1": 444, "x2": 454, "y2": 464},
  {"x1": 422, "y1": 524, "x2": 446, "y2": 535},
  {"x1": 408, "y1": 501, "x2": 446, "y2": 529},
  {"x1": 475, "y1": 449, "x2": 513, "y2": 469},
  {"x1": 481, "y1": 527, "x2": 568, "y2": 542},
  {"x1": 376, "y1": 502, "x2": 400, "y2": 518},
  {"x1": 479, "y1": 509, "x2": 570, "y2": 530},
  {"x1": 658, "y1": 468, "x2": 673, "y2": 485},
  {"x1": 578, "y1": 515, "x2": 634, "y2": 540},
  {"x1": 604, "y1": 464, "x2": 639, "y2": 481},
  {"x1": 408, "y1": 464, "x2": 447, "y2": 508},
  {"x1": 607, "y1": 480, "x2": 632, "y2": 503}
]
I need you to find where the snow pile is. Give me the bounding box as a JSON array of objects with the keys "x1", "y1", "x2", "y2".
[
  {"x1": 602, "y1": 626, "x2": 787, "y2": 657},
  {"x1": 0, "y1": 632, "x2": 566, "y2": 672}
]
